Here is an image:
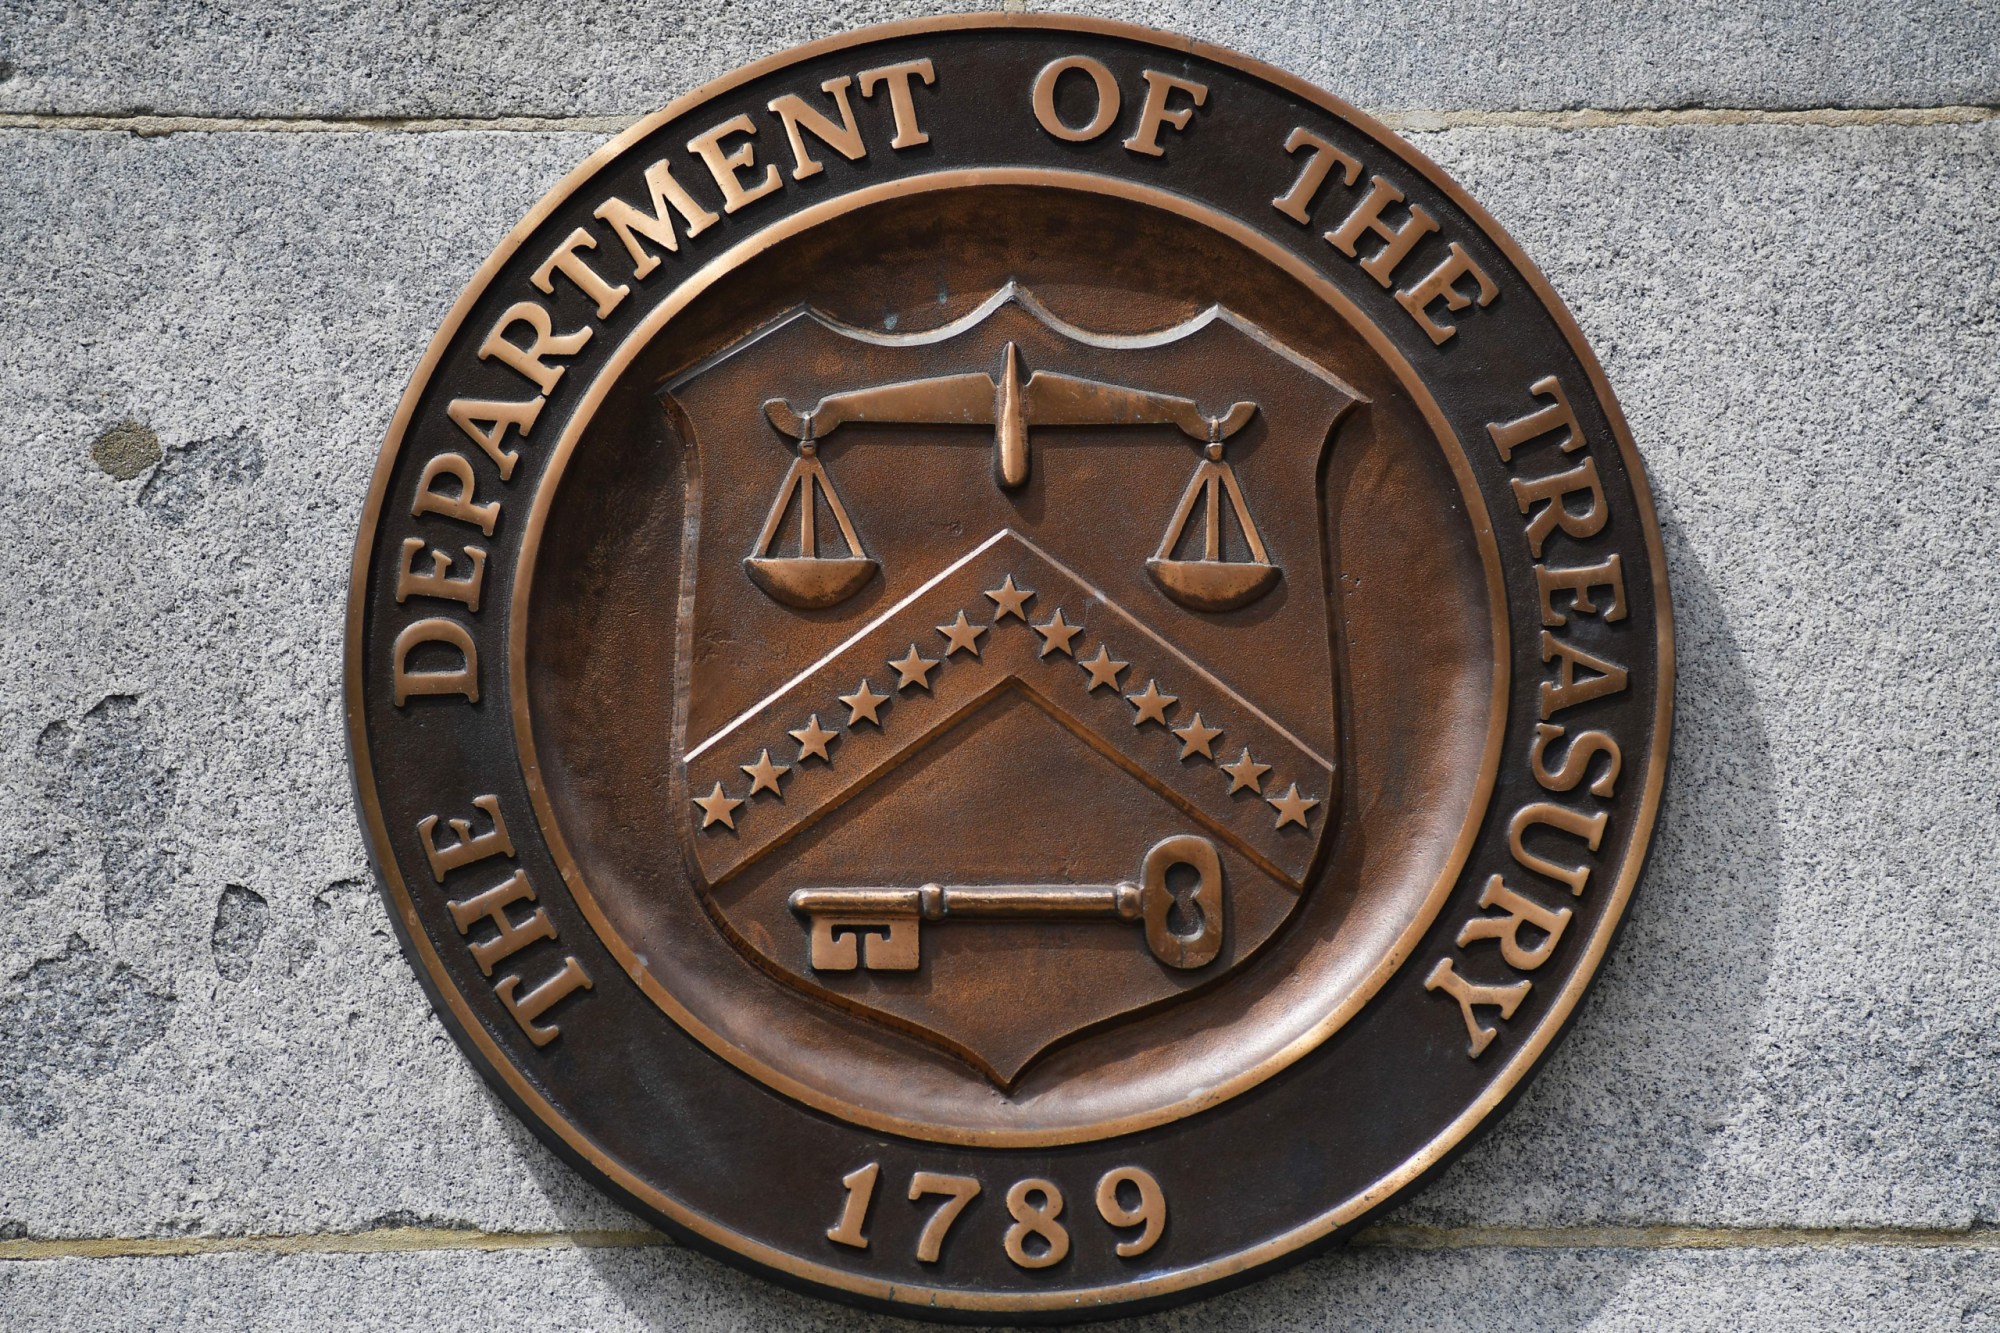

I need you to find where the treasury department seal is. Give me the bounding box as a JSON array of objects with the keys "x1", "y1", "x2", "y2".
[{"x1": 346, "y1": 14, "x2": 1673, "y2": 1321}]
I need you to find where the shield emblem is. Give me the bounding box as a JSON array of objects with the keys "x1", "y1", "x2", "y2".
[{"x1": 665, "y1": 285, "x2": 1360, "y2": 1085}]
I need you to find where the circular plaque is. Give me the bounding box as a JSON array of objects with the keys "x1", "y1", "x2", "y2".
[{"x1": 347, "y1": 15, "x2": 1672, "y2": 1321}]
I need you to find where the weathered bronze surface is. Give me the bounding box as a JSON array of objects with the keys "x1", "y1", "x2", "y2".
[{"x1": 347, "y1": 15, "x2": 1672, "y2": 1321}]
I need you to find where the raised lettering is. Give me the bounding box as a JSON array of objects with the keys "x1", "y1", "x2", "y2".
[
  {"x1": 396, "y1": 538, "x2": 487, "y2": 611},
  {"x1": 1395, "y1": 241, "x2": 1499, "y2": 346},
  {"x1": 1540, "y1": 629, "x2": 1629, "y2": 717},
  {"x1": 1121, "y1": 70, "x2": 1207, "y2": 156},
  {"x1": 1456, "y1": 874, "x2": 1573, "y2": 971},
  {"x1": 520, "y1": 228, "x2": 620, "y2": 322},
  {"x1": 495, "y1": 955, "x2": 593, "y2": 1047},
  {"x1": 768, "y1": 76, "x2": 868, "y2": 180},
  {"x1": 1531, "y1": 722, "x2": 1622, "y2": 798},
  {"x1": 1325, "y1": 175, "x2": 1440, "y2": 288},
  {"x1": 478, "y1": 303, "x2": 591, "y2": 397},
  {"x1": 1424, "y1": 957, "x2": 1530, "y2": 1058},
  {"x1": 1538, "y1": 554, "x2": 1628, "y2": 625},
  {"x1": 411, "y1": 453, "x2": 500, "y2": 535},
  {"x1": 531, "y1": 227, "x2": 629, "y2": 319},
  {"x1": 1003, "y1": 1179, "x2": 1069, "y2": 1270},
  {"x1": 1094, "y1": 1167, "x2": 1165, "y2": 1259},
  {"x1": 592, "y1": 159, "x2": 720, "y2": 278},
  {"x1": 1032, "y1": 56, "x2": 1120, "y2": 142},
  {"x1": 447, "y1": 869, "x2": 557, "y2": 977},
  {"x1": 1487, "y1": 374, "x2": 1583, "y2": 462},
  {"x1": 687, "y1": 114, "x2": 783, "y2": 213},
  {"x1": 416, "y1": 793, "x2": 514, "y2": 882},
  {"x1": 908, "y1": 1172, "x2": 981, "y2": 1263},
  {"x1": 1271, "y1": 126, "x2": 1360, "y2": 223},
  {"x1": 391, "y1": 618, "x2": 478, "y2": 706},
  {"x1": 857, "y1": 58, "x2": 936, "y2": 149},
  {"x1": 444, "y1": 397, "x2": 544, "y2": 480},
  {"x1": 1513, "y1": 456, "x2": 1607, "y2": 556},
  {"x1": 826, "y1": 1162, "x2": 879, "y2": 1249},
  {"x1": 1508, "y1": 800, "x2": 1609, "y2": 896}
]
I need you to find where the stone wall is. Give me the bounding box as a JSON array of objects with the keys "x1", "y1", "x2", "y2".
[{"x1": 1, "y1": 3, "x2": 1996, "y2": 1328}]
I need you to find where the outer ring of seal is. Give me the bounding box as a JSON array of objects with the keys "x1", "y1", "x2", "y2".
[{"x1": 346, "y1": 13, "x2": 1674, "y2": 1318}]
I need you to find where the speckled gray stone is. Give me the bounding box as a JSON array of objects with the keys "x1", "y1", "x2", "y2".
[
  {"x1": 1400, "y1": 121, "x2": 2000, "y2": 1231},
  {"x1": 4, "y1": 1241, "x2": 1999, "y2": 1331},
  {"x1": 0, "y1": 126, "x2": 637, "y2": 1241},
  {"x1": 0, "y1": 1, "x2": 1995, "y2": 119},
  {"x1": 0, "y1": 95, "x2": 1997, "y2": 1325}
]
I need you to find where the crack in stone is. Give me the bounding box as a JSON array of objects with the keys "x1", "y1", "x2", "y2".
[
  {"x1": 3, "y1": 1223, "x2": 1998, "y2": 1263},
  {"x1": 0, "y1": 106, "x2": 1993, "y2": 138}
]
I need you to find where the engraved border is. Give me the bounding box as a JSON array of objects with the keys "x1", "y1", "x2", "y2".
[
  {"x1": 345, "y1": 12, "x2": 1675, "y2": 1316},
  {"x1": 506, "y1": 170, "x2": 1508, "y2": 1145}
]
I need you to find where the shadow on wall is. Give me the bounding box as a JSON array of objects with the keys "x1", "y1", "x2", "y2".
[{"x1": 503, "y1": 501, "x2": 1785, "y2": 1332}]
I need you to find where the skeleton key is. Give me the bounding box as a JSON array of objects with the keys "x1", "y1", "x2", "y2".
[{"x1": 789, "y1": 834, "x2": 1223, "y2": 973}]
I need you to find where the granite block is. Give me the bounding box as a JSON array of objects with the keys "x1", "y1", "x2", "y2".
[
  {"x1": 3, "y1": 1240, "x2": 1998, "y2": 1331},
  {"x1": 0, "y1": 1, "x2": 1993, "y2": 120},
  {"x1": 0, "y1": 118, "x2": 1994, "y2": 1246}
]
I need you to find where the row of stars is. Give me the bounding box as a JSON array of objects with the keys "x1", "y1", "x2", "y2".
[
  {"x1": 693, "y1": 573, "x2": 1318, "y2": 832},
  {"x1": 1067, "y1": 638, "x2": 1319, "y2": 832},
  {"x1": 692, "y1": 576, "x2": 1045, "y2": 830}
]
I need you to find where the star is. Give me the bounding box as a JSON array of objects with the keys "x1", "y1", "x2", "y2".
[
  {"x1": 692, "y1": 782, "x2": 743, "y2": 830},
  {"x1": 889, "y1": 644, "x2": 940, "y2": 691},
  {"x1": 935, "y1": 611, "x2": 988, "y2": 658},
  {"x1": 1268, "y1": 784, "x2": 1320, "y2": 829},
  {"x1": 1220, "y1": 748, "x2": 1270, "y2": 794},
  {"x1": 1078, "y1": 644, "x2": 1128, "y2": 693},
  {"x1": 840, "y1": 679, "x2": 890, "y2": 727},
  {"x1": 740, "y1": 749, "x2": 789, "y2": 797},
  {"x1": 1171, "y1": 712, "x2": 1223, "y2": 760},
  {"x1": 1126, "y1": 679, "x2": 1178, "y2": 726},
  {"x1": 789, "y1": 714, "x2": 838, "y2": 763},
  {"x1": 984, "y1": 574, "x2": 1035, "y2": 622},
  {"x1": 1033, "y1": 608, "x2": 1083, "y2": 657}
]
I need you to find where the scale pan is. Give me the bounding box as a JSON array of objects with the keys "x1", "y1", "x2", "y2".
[
  {"x1": 745, "y1": 556, "x2": 878, "y2": 609},
  {"x1": 1145, "y1": 558, "x2": 1281, "y2": 612}
]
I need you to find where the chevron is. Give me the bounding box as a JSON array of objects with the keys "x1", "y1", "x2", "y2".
[{"x1": 682, "y1": 529, "x2": 1333, "y2": 888}]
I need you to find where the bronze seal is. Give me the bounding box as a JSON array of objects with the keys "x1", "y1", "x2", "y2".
[{"x1": 346, "y1": 15, "x2": 1672, "y2": 1321}]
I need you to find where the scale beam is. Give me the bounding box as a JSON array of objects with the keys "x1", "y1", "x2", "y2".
[{"x1": 763, "y1": 341, "x2": 1256, "y2": 489}]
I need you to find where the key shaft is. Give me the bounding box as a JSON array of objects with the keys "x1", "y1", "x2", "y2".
[
  {"x1": 790, "y1": 834, "x2": 1223, "y2": 972},
  {"x1": 789, "y1": 882, "x2": 1144, "y2": 922}
]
